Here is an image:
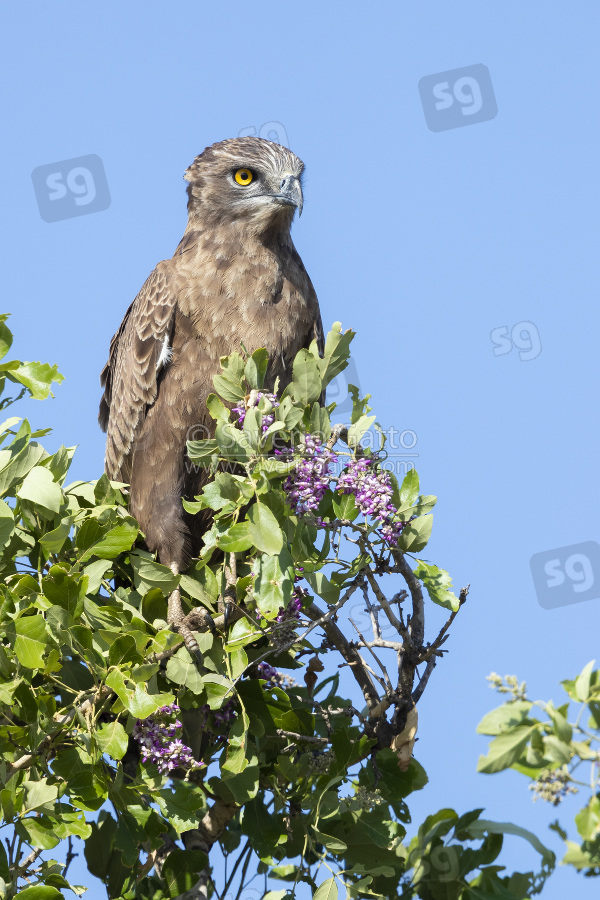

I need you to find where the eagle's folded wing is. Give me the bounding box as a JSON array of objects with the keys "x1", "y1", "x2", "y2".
[{"x1": 99, "y1": 262, "x2": 176, "y2": 480}]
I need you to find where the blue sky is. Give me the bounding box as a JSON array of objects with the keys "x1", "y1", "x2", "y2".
[{"x1": 2, "y1": 2, "x2": 599, "y2": 897}]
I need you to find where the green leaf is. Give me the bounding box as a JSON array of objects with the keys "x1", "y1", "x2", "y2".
[
  {"x1": 562, "y1": 839, "x2": 597, "y2": 870},
  {"x1": 467, "y1": 818, "x2": 555, "y2": 868},
  {"x1": 130, "y1": 551, "x2": 179, "y2": 594},
  {"x1": 477, "y1": 725, "x2": 538, "y2": 774},
  {"x1": 216, "y1": 521, "x2": 254, "y2": 552},
  {"x1": 476, "y1": 702, "x2": 533, "y2": 736},
  {"x1": 39, "y1": 516, "x2": 73, "y2": 555},
  {"x1": 206, "y1": 393, "x2": 230, "y2": 424},
  {"x1": 77, "y1": 518, "x2": 138, "y2": 562},
  {"x1": 313, "y1": 877, "x2": 338, "y2": 900},
  {"x1": 157, "y1": 782, "x2": 205, "y2": 834},
  {"x1": 43, "y1": 567, "x2": 87, "y2": 617},
  {"x1": 13, "y1": 614, "x2": 48, "y2": 668},
  {"x1": 347, "y1": 415, "x2": 376, "y2": 448},
  {"x1": 413, "y1": 561, "x2": 460, "y2": 611},
  {"x1": 304, "y1": 571, "x2": 340, "y2": 605},
  {"x1": 128, "y1": 685, "x2": 174, "y2": 718},
  {"x1": 319, "y1": 323, "x2": 355, "y2": 389},
  {"x1": 253, "y1": 551, "x2": 294, "y2": 617},
  {"x1": 313, "y1": 828, "x2": 348, "y2": 852},
  {"x1": 12, "y1": 886, "x2": 64, "y2": 900},
  {"x1": 95, "y1": 721, "x2": 129, "y2": 760},
  {"x1": 575, "y1": 659, "x2": 596, "y2": 701},
  {"x1": 0, "y1": 498, "x2": 14, "y2": 547},
  {"x1": 4, "y1": 360, "x2": 64, "y2": 400},
  {"x1": 575, "y1": 796, "x2": 600, "y2": 841},
  {"x1": 398, "y1": 468, "x2": 419, "y2": 508},
  {"x1": 291, "y1": 349, "x2": 322, "y2": 405},
  {"x1": 166, "y1": 646, "x2": 206, "y2": 694},
  {"x1": 248, "y1": 502, "x2": 284, "y2": 554},
  {"x1": 82, "y1": 559, "x2": 113, "y2": 595},
  {"x1": 215, "y1": 422, "x2": 252, "y2": 462},
  {"x1": 17, "y1": 815, "x2": 60, "y2": 850},
  {"x1": 162, "y1": 849, "x2": 208, "y2": 898},
  {"x1": 106, "y1": 669, "x2": 173, "y2": 718},
  {"x1": 0, "y1": 317, "x2": 13, "y2": 361},
  {"x1": 396, "y1": 515, "x2": 433, "y2": 553},
  {"x1": 244, "y1": 348, "x2": 269, "y2": 389},
  {"x1": 23, "y1": 778, "x2": 59, "y2": 813},
  {"x1": 17, "y1": 465, "x2": 62, "y2": 514},
  {"x1": 332, "y1": 491, "x2": 359, "y2": 521},
  {"x1": 203, "y1": 673, "x2": 235, "y2": 708},
  {"x1": 543, "y1": 735, "x2": 572, "y2": 765},
  {"x1": 186, "y1": 438, "x2": 219, "y2": 465}
]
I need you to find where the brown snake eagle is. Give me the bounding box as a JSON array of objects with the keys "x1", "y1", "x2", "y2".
[{"x1": 99, "y1": 137, "x2": 323, "y2": 654}]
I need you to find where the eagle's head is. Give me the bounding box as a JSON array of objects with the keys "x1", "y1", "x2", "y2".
[{"x1": 184, "y1": 137, "x2": 304, "y2": 234}]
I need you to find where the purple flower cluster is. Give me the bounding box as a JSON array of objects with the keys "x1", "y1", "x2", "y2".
[
  {"x1": 338, "y1": 457, "x2": 407, "y2": 545},
  {"x1": 132, "y1": 704, "x2": 202, "y2": 775},
  {"x1": 214, "y1": 699, "x2": 237, "y2": 730},
  {"x1": 284, "y1": 434, "x2": 337, "y2": 515},
  {"x1": 257, "y1": 661, "x2": 282, "y2": 687},
  {"x1": 233, "y1": 391, "x2": 279, "y2": 433},
  {"x1": 277, "y1": 587, "x2": 304, "y2": 623}
]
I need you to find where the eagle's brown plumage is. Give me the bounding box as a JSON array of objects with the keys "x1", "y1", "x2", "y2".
[{"x1": 99, "y1": 137, "x2": 322, "y2": 650}]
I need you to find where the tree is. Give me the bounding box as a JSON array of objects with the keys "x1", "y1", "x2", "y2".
[
  {"x1": 0, "y1": 314, "x2": 554, "y2": 899},
  {"x1": 479, "y1": 663, "x2": 600, "y2": 877}
]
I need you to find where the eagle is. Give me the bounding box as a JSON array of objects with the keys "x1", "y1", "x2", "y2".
[{"x1": 99, "y1": 137, "x2": 323, "y2": 653}]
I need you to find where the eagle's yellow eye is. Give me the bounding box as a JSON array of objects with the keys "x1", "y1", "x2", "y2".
[{"x1": 234, "y1": 168, "x2": 253, "y2": 186}]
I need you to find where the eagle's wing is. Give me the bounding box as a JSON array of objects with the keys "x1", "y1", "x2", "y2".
[{"x1": 99, "y1": 262, "x2": 176, "y2": 480}]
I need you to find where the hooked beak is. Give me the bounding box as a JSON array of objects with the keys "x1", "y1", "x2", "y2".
[{"x1": 270, "y1": 174, "x2": 303, "y2": 216}]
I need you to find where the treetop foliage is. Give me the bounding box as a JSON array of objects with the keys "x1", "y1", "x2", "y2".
[{"x1": 0, "y1": 315, "x2": 557, "y2": 899}]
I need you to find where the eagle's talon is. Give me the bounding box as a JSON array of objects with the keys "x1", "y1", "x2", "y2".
[
  {"x1": 167, "y1": 587, "x2": 204, "y2": 663},
  {"x1": 183, "y1": 607, "x2": 216, "y2": 635}
]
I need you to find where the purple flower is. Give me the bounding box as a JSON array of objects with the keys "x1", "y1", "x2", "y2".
[
  {"x1": 276, "y1": 585, "x2": 307, "y2": 623},
  {"x1": 214, "y1": 700, "x2": 237, "y2": 731},
  {"x1": 233, "y1": 391, "x2": 279, "y2": 432},
  {"x1": 257, "y1": 661, "x2": 282, "y2": 687},
  {"x1": 133, "y1": 703, "x2": 203, "y2": 775},
  {"x1": 337, "y1": 457, "x2": 408, "y2": 545},
  {"x1": 284, "y1": 434, "x2": 336, "y2": 516}
]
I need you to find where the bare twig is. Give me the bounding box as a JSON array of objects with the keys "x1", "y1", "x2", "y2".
[
  {"x1": 364, "y1": 566, "x2": 405, "y2": 636},
  {"x1": 362, "y1": 581, "x2": 381, "y2": 640},
  {"x1": 274, "y1": 730, "x2": 328, "y2": 744},
  {"x1": 305, "y1": 602, "x2": 381, "y2": 715},
  {"x1": 349, "y1": 616, "x2": 392, "y2": 693},
  {"x1": 355, "y1": 638, "x2": 405, "y2": 652}
]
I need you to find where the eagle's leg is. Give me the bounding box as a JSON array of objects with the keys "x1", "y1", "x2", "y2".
[
  {"x1": 167, "y1": 564, "x2": 215, "y2": 663},
  {"x1": 219, "y1": 552, "x2": 237, "y2": 632}
]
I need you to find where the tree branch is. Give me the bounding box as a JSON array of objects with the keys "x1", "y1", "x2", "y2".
[{"x1": 305, "y1": 602, "x2": 381, "y2": 715}]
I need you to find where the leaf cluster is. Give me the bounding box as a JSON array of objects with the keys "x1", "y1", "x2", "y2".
[{"x1": 0, "y1": 316, "x2": 554, "y2": 899}]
